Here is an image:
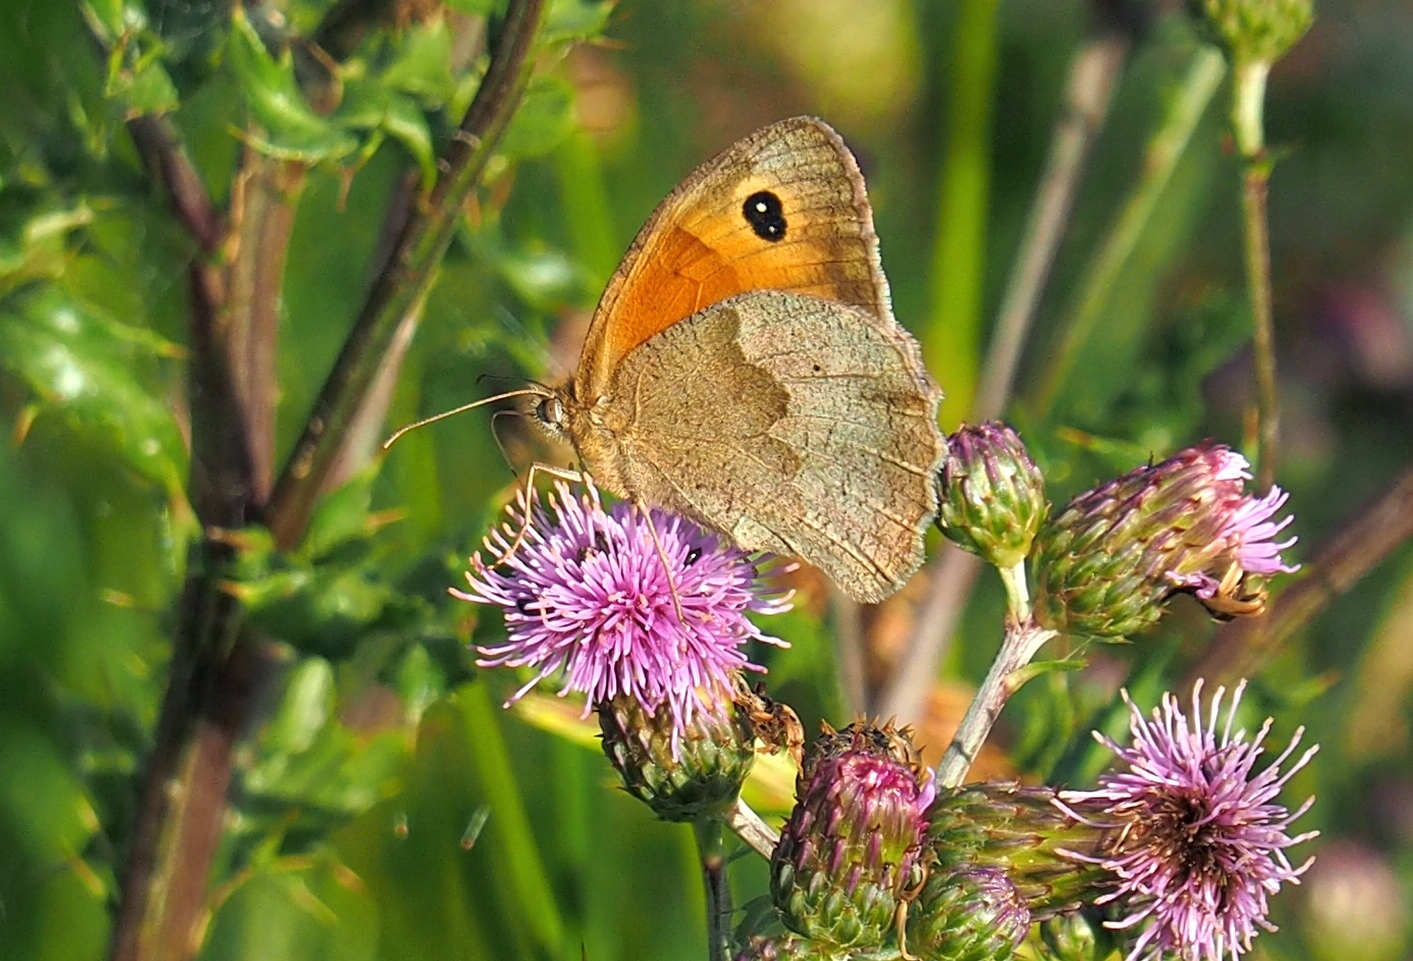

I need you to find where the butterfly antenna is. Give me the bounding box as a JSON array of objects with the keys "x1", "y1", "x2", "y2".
[
  {"x1": 382, "y1": 387, "x2": 548, "y2": 450},
  {"x1": 488, "y1": 409, "x2": 522, "y2": 477}
]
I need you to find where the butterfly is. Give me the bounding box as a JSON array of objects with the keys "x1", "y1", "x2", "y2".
[{"x1": 526, "y1": 117, "x2": 946, "y2": 603}]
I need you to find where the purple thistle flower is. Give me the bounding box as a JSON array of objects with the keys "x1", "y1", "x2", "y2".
[
  {"x1": 1056, "y1": 680, "x2": 1319, "y2": 961},
  {"x1": 453, "y1": 481, "x2": 790, "y2": 744},
  {"x1": 1034, "y1": 443, "x2": 1300, "y2": 636},
  {"x1": 771, "y1": 723, "x2": 936, "y2": 947},
  {"x1": 1166, "y1": 447, "x2": 1298, "y2": 600}
]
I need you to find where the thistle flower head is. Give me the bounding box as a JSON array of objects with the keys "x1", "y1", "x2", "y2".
[
  {"x1": 1033, "y1": 443, "x2": 1299, "y2": 638},
  {"x1": 1056, "y1": 680, "x2": 1319, "y2": 961},
  {"x1": 455, "y1": 482, "x2": 790, "y2": 747},
  {"x1": 771, "y1": 722, "x2": 936, "y2": 948},
  {"x1": 598, "y1": 690, "x2": 757, "y2": 822},
  {"x1": 938, "y1": 421, "x2": 1049, "y2": 570},
  {"x1": 907, "y1": 866, "x2": 1032, "y2": 961}
]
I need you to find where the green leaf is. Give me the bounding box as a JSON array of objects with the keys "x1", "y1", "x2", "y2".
[
  {"x1": 265, "y1": 658, "x2": 337, "y2": 756},
  {"x1": 0, "y1": 289, "x2": 187, "y2": 500},
  {"x1": 225, "y1": 7, "x2": 358, "y2": 162},
  {"x1": 80, "y1": 0, "x2": 146, "y2": 46},
  {"x1": 0, "y1": 198, "x2": 95, "y2": 293},
  {"x1": 496, "y1": 75, "x2": 576, "y2": 160},
  {"x1": 543, "y1": 0, "x2": 614, "y2": 42},
  {"x1": 301, "y1": 468, "x2": 380, "y2": 560},
  {"x1": 334, "y1": 80, "x2": 436, "y2": 184},
  {"x1": 378, "y1": 19, "x2": 457, "y2": 105}
]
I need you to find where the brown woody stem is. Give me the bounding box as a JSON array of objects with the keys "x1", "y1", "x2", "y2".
[{"x1": 266, "y1": 0, "x2": 549, "y2": 549}]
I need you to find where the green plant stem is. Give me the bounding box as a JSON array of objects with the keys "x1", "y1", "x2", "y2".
[
  {"x1": 924, "y1": 0, "x2": 1002, "y2": 425},
  {"x1": 1033, "y1": 47, "x2": 1227, "y2": 415},
  {"x1": 935, "y1": 621, "x2": 1056, "y2": 788},
  {"x1": 1233, "y1": 60, "x2": 1280, "y2": 491},
  {"x1": 997, "y1": 561, "x2": 1031, "y2": 624},
  {"x1": 695, "y1": 819, "x2": 732, "y2": 961},
  {"x1": 266, "y1": 0, "x2": 549, "y2": 548},
  {"x1": 227, "y1": 150, "x2": 308, "y2": 498}
]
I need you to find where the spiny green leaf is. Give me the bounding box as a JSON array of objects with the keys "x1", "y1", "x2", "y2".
[
  {"x1": 377, "y1": 18, "x2": 457, "y2": 105},
  {"x1": 0, "y1": 289, "x2": 187, "y2": 499},
  {"x1": 226, "y1": 6, "x2": 358, "y2": 162},
  {"x1": 544, "y1": 0, "x2": 614, "y2": 42},
  {"x1": 334, "y1": 80, "x2": 436, "y2": 184}
]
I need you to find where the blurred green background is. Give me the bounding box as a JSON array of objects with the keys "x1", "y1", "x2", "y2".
[{"x1": 1, "y1": 0, "x2": 1412, "y2": 959}]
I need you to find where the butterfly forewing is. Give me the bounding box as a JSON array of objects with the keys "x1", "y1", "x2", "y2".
[{"x1": 575, "y1": 117, "x2": 891, "y2": 401}]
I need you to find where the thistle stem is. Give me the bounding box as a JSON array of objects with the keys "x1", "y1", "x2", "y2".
[
  {"x1": 723, "y1": 797, "x2": 778, "y2": 859},
  {"x1": 695, "y1": 819, "x2": 732, "y2": 961},
  {"x1": 1232, "y1": 60, "x2": 1280, "y2": 491},
  {"x1": 997, "y1": 561, "x2": 1031, "y2": 624},
  {"x1": 935, "y1": 621, "x2": 1057, "y2": 788}
]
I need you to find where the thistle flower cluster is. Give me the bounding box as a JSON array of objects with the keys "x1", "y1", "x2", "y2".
[
  {"x1": 1057, "y1": 681, "x2": 1319, "y2": 961},
  {"x1": 458, "y1": 438, "x2": 1314, "y2": 961},
  {"x1": 938, "y1": 421, "x2": 1049, "y2": 570},
  {"x1": 769, "y1": 722, "x2": 935, "y2": 948},
  {"x1": 917, "y1": 683, "x2": 1317, "y2": 961}
]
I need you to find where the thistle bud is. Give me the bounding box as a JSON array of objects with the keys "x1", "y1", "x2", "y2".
[
  {"x1": 598, "y1": 691, "x2": 756, "y2": 822},
  {"x1": 1189, "y1": 0, "x2": 1313, "y2": 67},
  {"x1": 924, "y1": 782, "x2": 1109, "y2": 919},
  {"x1": 937, "y1": 422, "x2": 1048, "y2": 570},
  {"x1": 907, "y1": 866, "x2": 1032, "y2": 961},
  {"x1": 1031, "y1": 444, "x2": 1297, "y2": 638},
  {"x1": 771, "y1": 722, "x2": 935, "y2": 948}
]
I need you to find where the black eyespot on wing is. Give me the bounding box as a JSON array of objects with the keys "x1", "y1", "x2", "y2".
[{"x1": 743, "y1": 191, "x2": 787, "y2": 242}]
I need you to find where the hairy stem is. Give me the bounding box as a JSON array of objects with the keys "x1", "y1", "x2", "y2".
[
  {"x1": 724, "y1": 797, "x2": 779, "y2": 859},
  {"x1": 935, "y1": 621, "x2": 1056, "y2": 788}
]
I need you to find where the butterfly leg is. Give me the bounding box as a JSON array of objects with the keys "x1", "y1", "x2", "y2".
[
  {"x1": 487, "y1": 461, "x2": 585, "y2": 565},
  {"x1": 637, "y1": 500, "x2": 686, "y2": 624}
]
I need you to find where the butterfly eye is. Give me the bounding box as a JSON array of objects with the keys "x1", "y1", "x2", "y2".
[
  {"x1": 742, "y1": 191, "x2": 787, "y2": 242},
  {"x1": 535, "y1": 396, "x2": 565, "y2": 430}
]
